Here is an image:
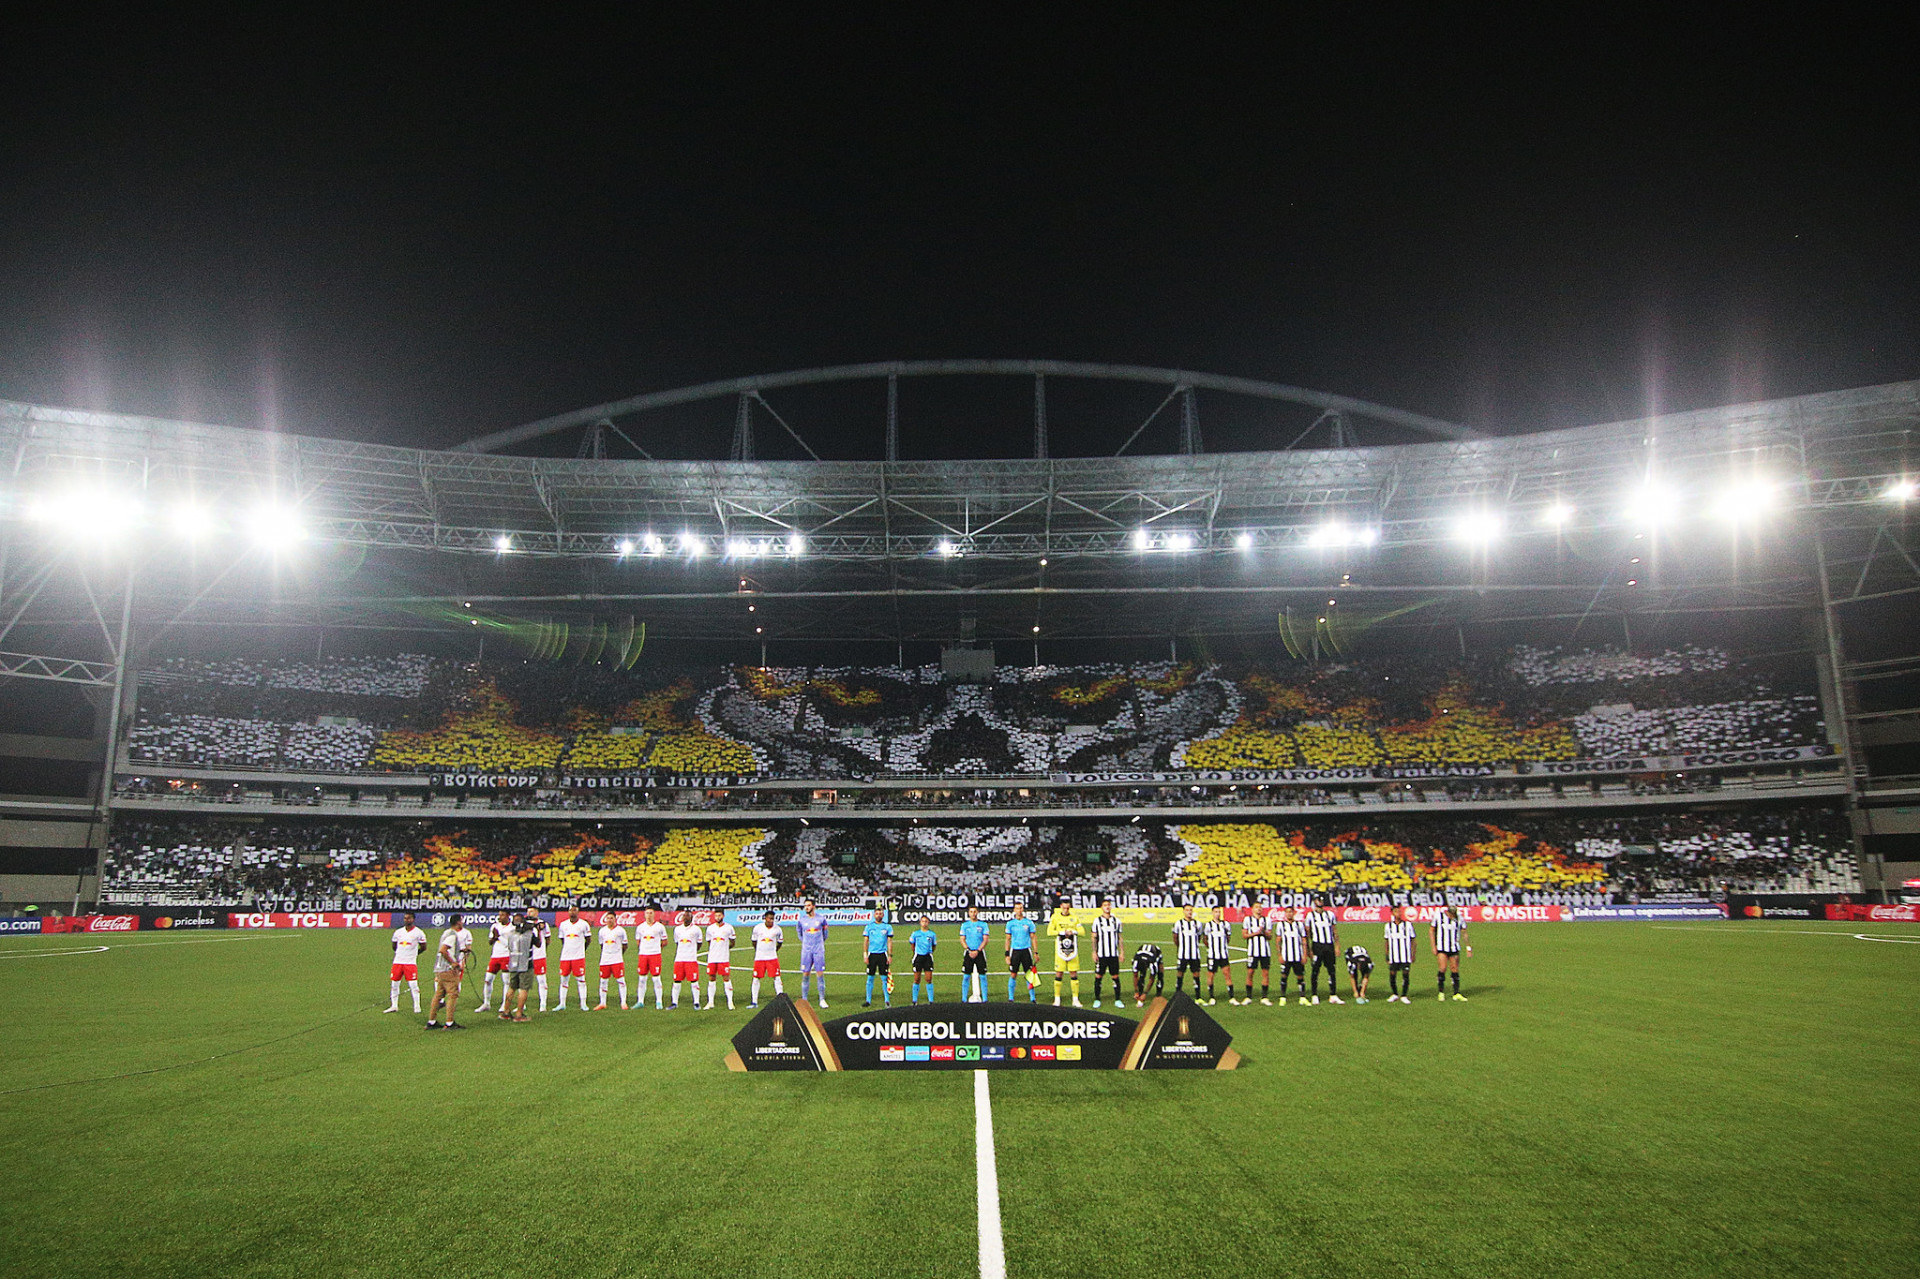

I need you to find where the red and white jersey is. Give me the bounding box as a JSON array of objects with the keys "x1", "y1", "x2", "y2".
[
  {"x1": 391, "y1": 926, "x2": 426, "y2": 965},
  {"x1": 528, "y1": 920, "x2": 549, "y2": 960},
  {"x1": 673, "y1": 923, "x2": 703, "y2": 962},
  {"x1": 751, "y1": 922, "x2": 783, "y2": 961},
  {"x1": 598, "y1": 925, "x2": 629, "y2": 965},
  {"x1": 635, "y1": 920, "x2": 668, "y2": 955},
  {"x1": 704, "y1": 921, "x2": 737, "y2": 963},
  {"x1": 557, "y1": 918, "x2": 592, "y2": 961},
  {"x1": 488, "y1": 921, "x2": 514, "y2": 959}
]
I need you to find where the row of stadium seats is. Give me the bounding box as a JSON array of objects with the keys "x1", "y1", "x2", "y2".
[
  {"x1": 128, "y1": 645, "x2": 1830, "y2": 778},
  {"x1": 100, "y1": 804, "x2": 1855, "y2": 904}
]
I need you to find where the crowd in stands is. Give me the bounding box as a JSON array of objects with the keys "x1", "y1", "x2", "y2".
[
  {"x1": 125, "y1": 645, "x2": 1829, "y2": 783},
  {"x1": 100, "y1": 802, "x2": 1854, "y2": 905}
]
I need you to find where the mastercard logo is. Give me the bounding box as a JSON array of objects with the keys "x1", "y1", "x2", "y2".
[
  {"x1": 153, "y1": 917, "x2": 174, "y2": 928},
  {"x1": 1010, "y1": 1047, "x2": 1028, "y2": 1059}
]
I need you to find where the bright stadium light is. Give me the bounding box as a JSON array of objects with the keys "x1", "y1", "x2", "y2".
[
  {"x1": 248, "y1": 502, "x2": 305, "y2": 550},
  {"x1": 616, "y1": 539, "x2": 634, "y2": 557},
  {"x1": 936, "y1": 538, "x2": 956, "y2": 557},
  {"x1": 1711, "y1": 478, "x2": 1775, "y2": 523},
  {"x1": 1131, "y1": 527, "x2": 1152, "y2": 551},
  {"x1": 1234, "y1": 532, "x2": 1254, "y2": 551},
  {"x1": 1885, "y1": 479, "x2": 1917, "y2": 503},
  {"x1": 786, "y1": 533, "x2": 805, "y2": 557},
  {"x1": 1621, "y1": 481, "x2": 1677, "y2": 525},
  {"x1": 642, "y1": 531, "x2": 663, "y2": 554},
  {"x1": 1539, "y1": 501, "x2": 1575, "y2": 528},
  {"x1": 26, "y1": 486, "x2": 140, "y2": 542},
  {"x1": 1452, "y1": 511, "x2": 1504, "y2": 544},
  {"x1": 1309, "y1": 521, "x2": 1376, "y2": 548},
  {"x1": 726, "y1": 537, "x2": 751, "y2": 558},
  {"x1": 1167, "y1": 531, "x2": 1194, "y2": 552},
  {"x1": 493, "y1": 533, "x2": 514, "y2": 553},
  {"x1": 682, "y1": 532, "x2": 705, "y2": 557}
]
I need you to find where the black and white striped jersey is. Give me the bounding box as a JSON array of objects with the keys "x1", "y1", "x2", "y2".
[
  {"x1": 1241, "y1": 914, "x2": 1272, "y2": 959},
  {"x1": 1204, "y1": 919, "x2": 1233, "y2": 960},
  {"x1": 1274, "y1": 919, "x2": 1307, "y2": 963},
  {"x1": 1432, "y1": 913, "x2": 1467, "y2": 953},
  {"x1": 1171, "y1": 918, "x2": 1204, "y2": 962},
  {"x1": 1132, "y1": 942, "x2": 1163, "y2": 973},
  {"x1": 1383, "y1": 919, "x2": 1418, "y2": 964},
  {"x1": 1091, "y1": 914, "x2": 1124, "y2": 959},
  {"x1": 1308, "y1": 911, "x2": 1338, "y2": 946}
]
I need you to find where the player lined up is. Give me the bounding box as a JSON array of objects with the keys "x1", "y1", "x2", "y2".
[{"x1": 386, "y1": 899, "x2": 1472, "y2": 1021}]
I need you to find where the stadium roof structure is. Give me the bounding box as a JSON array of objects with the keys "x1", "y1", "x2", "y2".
[{"x1": 1, "y1": 368, "x2": 1917, "y2": 664}]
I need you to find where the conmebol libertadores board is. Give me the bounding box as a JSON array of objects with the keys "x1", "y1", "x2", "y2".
[{"x1": 727, "y1": 993, "x2": 1237, "y2": 1071}]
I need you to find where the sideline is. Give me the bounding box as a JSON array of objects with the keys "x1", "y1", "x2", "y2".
[{"x1": 975, "y1": 1069, "x2": 1006, "y2": 1279}]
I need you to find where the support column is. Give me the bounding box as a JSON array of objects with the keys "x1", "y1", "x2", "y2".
[
  {"x1": 885, "y1": 374, "x2": 899, "y2": 462},
  {"x1": 1812, "y1": 516, "x2": 1877, "y2": 898},
  {"x1": 93, "y1": 567, "x2": 136, "y2": 908},
  {"x1": 1179, "y1": 387, "x2": 1201, "y2": 454}
]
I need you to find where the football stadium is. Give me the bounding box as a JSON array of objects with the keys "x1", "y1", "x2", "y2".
[{"x1": 2, "y1": 366, "x2": 1919, "y2": 1278}]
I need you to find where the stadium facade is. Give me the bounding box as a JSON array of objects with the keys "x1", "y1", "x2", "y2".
[{"x1": 2, "y1": 366, "x2": 1917, "y2": 911}]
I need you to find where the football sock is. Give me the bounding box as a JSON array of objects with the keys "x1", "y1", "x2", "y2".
[
  {"x1": 866, "y1": 974, "x2": 876, "y2": 1003},
  {"x1": 773, "y1": 975, "x2": 783, "y2": 996},
  {"x1": 556, "y1": 983, "x2": 568, "y2": 1010},
  {"x1": 576, "y1": 977, "x2": 589, "y2": 1007},
  {"x1": 652, "y1": 975, "x2": 663, "y2": 1006},
  {"x1": 751, "y1": 978, "x2": 762, "y2": 1004},
  {"x1": 617, "y1": 977, "x2": 628, "y2": 1007},
  {"x1": 389, "y1": 979, "x2": 401, "y2": 1006},
  {"x1": 1451, "y1": 971, "x2": 1461, "y2": 993},
  {"x1": 536, "y1": 974, "x2": 548, "y2": 1009},
  {"x1": 1006, "y1": 974, "x2": 1016, "y2": 1001},
  {"x1": 598, "y1": 978, "x2": 609, "y2": 1005},
  {"x1": 1053, "y1": 977, "x2": 1063, "y2": 1003},
  {"x1": 409, "y1": 979, "x2": 420, "y2": 1011},
  {"x1": 707, "y1": 979, "x2": 717, "y2": 1007},
  {"x1": 1439, "y1": 971, "x2": 1447, "y2": 993},
  {"x1": 725, "y1": 982, "x2": 735, "y2": 1009},
  {"x1": 1070, "y1": 974, "x2": 1079, "y2": 1001}
]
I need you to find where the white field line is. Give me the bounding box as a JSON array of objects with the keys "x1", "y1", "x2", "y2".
[{"x1": 975, "y1": 1069, "x2": 1007, "y2": 1279}]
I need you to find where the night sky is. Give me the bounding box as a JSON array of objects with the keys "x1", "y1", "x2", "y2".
[{"x1": 1, "y1": 13, "x2": 1913, "y2": 458}]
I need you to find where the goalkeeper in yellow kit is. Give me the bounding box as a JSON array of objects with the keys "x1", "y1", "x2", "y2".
[{"x1": 1048, "y1": 901, "x2": 1084, "y2": 1008}]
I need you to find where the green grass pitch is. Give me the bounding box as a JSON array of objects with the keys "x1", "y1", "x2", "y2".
[{"x1": 1, "y1": 919, "x2": 1916, "y2": 1279}]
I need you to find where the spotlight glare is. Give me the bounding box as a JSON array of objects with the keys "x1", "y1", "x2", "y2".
[
  {"x1": 786, "y1": 534, "x2": 805, "y2": 556},
  {"x1": 249, "y1": 502, "x2": 306, "y2": 550},
  {"x1": 1167, "y1": 531, "x2": 1194, "y2": 552},
  {"x1": 1032, "y1": 625, "x2": 1040, "y2": 633},
  {"x1": 168, "y1": 502, "x2": 216, "y2": 541},
  {"x1": 26, "y1": 487, "x2": 141, "y2": 542},
  {"x1": 1131, "y1": 527, "x2": 1152, "y2": 551},
  {"x1": 642, "y1": 532, "x2": 663, "y2": 554},
  {"x1": 726, "y1": 537, "x2": 750, "y2": 558},
  {"x1": 616, "y1": 539, "x2": 634, "y2": 557},
  {"x1": 1540, "y1": 502, "x2": 1575, "y2": 527},
  {"x1": 493, "y1": 533, "x2": 513, "y2": 553},
  {"x1": 1307, "y1": 521, "x2": 1346, "y2": 548},
  {"x1": 1452, "y1": 511, "x2": 1504, "y2": 544},
  {"x1": 1886, "y1": 479, "x2": 1917, "y2": 503},
  {"x1": 1712, "y1": 479, "x2": 1776, "y2": 523},
  {"x1": 1622, "y1": 481, "x2": 1676, "y2": 525},
  {"x1": 936, "y1": 539, "x2": 956, "y2": 557},
  {"x1": 1234, "y1": 532, "x2": 1254, "y2": 551}
]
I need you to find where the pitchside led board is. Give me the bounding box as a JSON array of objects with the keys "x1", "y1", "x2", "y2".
[{"x1": 727, "y1": 993, "x2": 1238, "y2": 1072}]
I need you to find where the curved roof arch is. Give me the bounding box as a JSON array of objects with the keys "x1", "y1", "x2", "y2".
[{"x1": 451, "y1": 359, "x2": 1480, "y2": 454}]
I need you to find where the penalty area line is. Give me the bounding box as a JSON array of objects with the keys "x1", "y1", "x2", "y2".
[{"x1": 975, "y1": 1069, "x2": 1006, "y2": 1279}]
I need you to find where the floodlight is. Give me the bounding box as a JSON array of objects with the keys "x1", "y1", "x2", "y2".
[
  {"x1": 680, "y1": 531, "x2": 704, "y2": 557},
  {"x1": 26, "y1": 487, "x2": 140, "y2": 542},
  {"x1": 1131, "y1": 528, "x2": 1152, "y2": 551},
  {"x1": 1621, "y1": 481, "x2": 1676, "y2": 525},
  {"x1": 1032, "y1": 625, "x2": 1041, "y2": 633},
  {"x1": 248, "y1": 502, "x2": 305, "y2": 550},
  {"x1": 493, "y1": 533, "x2": 513, "y2": 553},
  {"x1": 1885, "y1": 479, "x2": 1917, "y2": 503},
  {"x1": 1711, "y1": 479, "x2": 1775, "y2": 523},
  {"x1": 1234, "y1": 532, "x2": 1254, "y2": 551},
  {"x1": 616, "y1": 539, "x2": 634, "y2": 557},
  {"x1": 1452, "y1": 511, "x2": 1503, "y2": 544},
  {"x1": 1307, "y1": 522, "x2": 1346, "y2": 548},
  {"x1": 936, "y1": 539, "x2": 956, "y2": 557},
  {"x1": 726, "y1": 538, "x2": 750, "y2": 558},
  {"x1": 1167, "y1": 532, "x2": 1194, "y2": 552},
  {"x1": 1539, "y1": 502, "x2": 1575, "y2": 527},
  {"x1": 786, "y1": 534, "x2": 805, "y2": 556}
]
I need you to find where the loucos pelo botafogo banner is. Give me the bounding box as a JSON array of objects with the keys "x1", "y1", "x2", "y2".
[{"x1": 727, "y1": 993, "x2": 1237, "y2": 1072}]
